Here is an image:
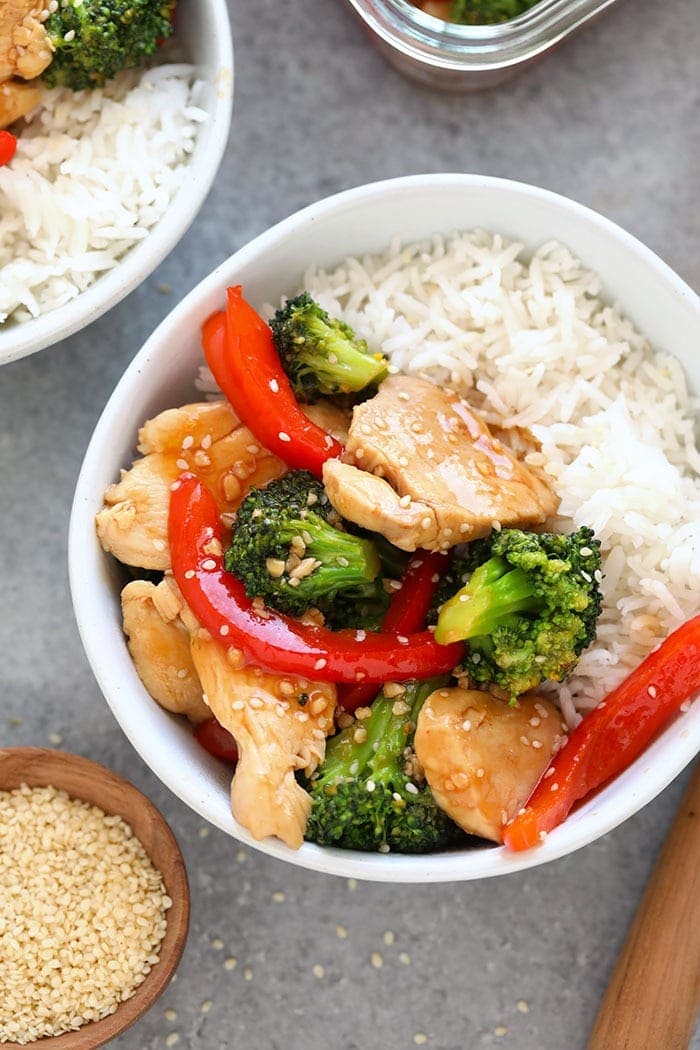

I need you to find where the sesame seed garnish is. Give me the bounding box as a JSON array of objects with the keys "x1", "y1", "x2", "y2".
[
  {"x1": 399, "y1": 952, "x2": 411, "y2": 965},
  {"x1": 383, "y1": 930, "x2": 395, "y2": 946},
  {"x1": 355, "y1": 629, "x2": 367, "y2": 641},
  {"x1": 494, "y1": 1026, "x2": 508, "y2": 1038},
  {"x1": 580, "y1": 570, "x2": 592, "y2": 582},
  {"x1": 421, "y1": 516, "x2": 432, "y2": 530},
  {"x1": 176, "y1": 458, "x2": 189, "y2": 471},
  {"x1": 211, "y1": 938, "x2": 224, "y2": 950},
  {"x1": 152, "y1": 537, "x2": 166, "y2": 551},
  {"x1": 314, "y1": 658, "x2": 327, "y2": 670},
  {"x1": 353, "y1": 727, "x2": 368, "y2": 744},
  {"x1": 680, "y1": 700, "x2": 692, "y2": 712},
  {"x1": 201, "y1": 558, "x2": 217, "y2": 571},
  {"x1": 278, "y1": 431, "x2": 291, "y2": 443},
  {"x1": 459, "y1": 523, "x2": 471, "y2": 534},
  {"x1": 170, "y1": 480, "x2": 181, "y2": 491},
  {"x1": 232, "y1": 700, "x2": 244, "y2": 711},
  {"x1": 539, "y1": 830, "x2": 548, "y2": 841},
  {"x1": 405, "y1": 782, "x2": 419, "y2": 795},
  {"x1": 397, "y1": 635, "x2": 409, "y2": 644},
  {"x1": 312, "y1": 964, "x2": 325, "y2": 979},
  {"x1": 164, "y1": 1009, "x2": 178, "y2": 1021},
  {"x1": 370, "y1": 952, "x2": 383, "y2": 969},
  {"x1": 246, "y1": 444, "x2": 260, "y2": 455},
  {"x1": 520, "y1": 735, "x2": 531, "y2": 747},
  {"x1": 475, "y1": 768, "x2": 485, "y2": 778},
  {"x1": 532, "y1": 740, "x2": 543, "y2": 749},
  {"x1": 236, "y1": 850, "x2": 246, "y2": 862},
  {"x1": 335, "y1": 924, "x2": 348, "y2": 939},
  {"x1": 516, "y1": 1000, "x2": 529, "y2": 1014},
  {"x1": 580, "y1": 546, "x2": 592, "y2": 557},
  {"x1": 224, "y1": 957, "x2": 237, "y2": 970},
  {"x1": 219, "y1": 625, "x2": 229, "y2": 636},
  {"x1": 365, "y1": 780, "x2": 377, "y2": 793},
  {"x1": 413, "y1": 1035, "x2": 428, "y2": 1046},
  {"x1": 201, "y1": 1000, "x2": 213, "y2": 1014},
  {"x1": 166, "y1": 1034, "x2": 181, "y2": 1047},
  {"x1": 198, "y1": 825, "x2": 209, "y2": 838},
  {"x1": 378, "y1": 843, "x2": 390, "y2": 853},
  {"x1": 461, "y1": 720, "x2": 471, "y2": 732},
  {"x1": 399, "y1": 494, "x2": 411, "y2": 507},
  {"x1": 244, "y1": 967, "x2": 253, "y2": 981},
  {"x1": 48, "y1": 733, "x2": 62, "y2": 746},
  {"x1": 269, "y1": 379, "x2": 280, "y2": 392},
  {"x1": 272, "y1": 891, "x2": 286, "y2": 903},
  {"x1": 648, "y1": 685, "x2": 657, "y2": 698},
  {"x1": 347, "y1": 878, "x2": 357, "y2": 891}
]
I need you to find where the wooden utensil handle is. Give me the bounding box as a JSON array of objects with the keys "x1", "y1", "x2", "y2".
[{"x1": 588, "y1": 762, "x2": 700, "y2": 1050}]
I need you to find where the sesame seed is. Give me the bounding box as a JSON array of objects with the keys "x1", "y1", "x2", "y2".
[
  {"x1": 236, "y1": 850, "x2": 246, "y2": 862},
  {"x1": 421, "y1": 516, "x2": 432, "y2": 530},
  {"x1": 201, "y1": 558, "x2": 217, "y2": 571},
  {"x1": 63, "y1": 27, "x2": 75, "y2": 39},
  {"x1": 517, "y1": 1000, "x2": 529, "y2": 1014},
  {"x1": 211, "y1": 938, "x2": 224, "y2": 950},
  {"x1": 244, "y1": 967, "x2": 253, "y2": 981},
  {"x1": 314, "y1": 658, "x2": 327, "y2": 670},
  {"x1": 176, "y1": 458, "x2": 189, "y2": 471},
  {"x1": 232, "y1": 700, "x2": 244, "y2": 711},
  {"x1": 580, "y1": 546, "x2": 593, "y2": 557},
  {"x1": 399, "y1": 951, "x2": 411, "y2": 965},
  {"x1": 370, "y1": 952, "x2": 383, "y2": 969},
  {"x1": 383, "y1": 930, "x2": 395, "y2": 946},
  {"x1": 494, "y1": 1027, "x2": 508, "y2": 1037},
  {"x1": 405, "y1": 782, "x2": 419, "y2": 795},
  {"x1": 353, "y1": 727, "x2": 368, "y2": 744},
  {"x1": 680, "y1": 700, "x2": 692, "y2": 712},
  {"x1": 312, "y1": 964, "x2": 325, "y2": 979},
  {"x1": 539, "y1": 830, "x2": 548, "y2": 841},
  {"x1": 166, "y1": 1034, "x2": 181, "y2": 1047},
  {"x1": 272, "y1": 891, "x2": 286, "y2": 903},
  {"x1": 335, "y1": 925, "x2": 347, "y2": 939},
  {"x1": 399, "y1": 494, "x2": 411, "y2": 507},
  {"x1": 520, "y1": 736, "x2": 531, "y2": 747},
  {"x1": 397, "y1": 635, "x2": 409, "y2": 644},
  {"x1": 550, "y1": 783, "x2": 559, "y2": 792},
  {"x1": 269, "y1": 379, "x2": 279, "y2": 392},
  {"x1": 461, "y1": 720, "x2": 471, "y2": 732},
  {"x1": 366, "y1": 780, "x2": 376, "y2": 793},
  {"x1": 356, "y1": 629, "x2": 367, "y2": 641},
  {"x1": 198, "y1": 825, "x2": 209, "y2": 837},
  {"x1": 648, "y1": 685, "x2": 657, "y2": 698},
  {"x1": 224, "y1": 957, "x2": 237, "y2": 970},
  {"x1": 246, "y1": 444, "x2": 260, "y2": 455},
  {"x1": 476, "y1": 768, "x2": 485, "y2": 778},
  {"x1": 48, "y1": 733, "x2": 62, "y2": 746},
  {"x1": 278, "y1": 431, "x2": 291, "y2": 442},
  {"x1": 532, "y1": 740, "x2": 543, "y2": 749},
  {"x1": 544, "y1": 766, "x2": 556, "y2": 778},
  {"x1": 378, "y1": 843, "x2": 390, "y2": 853},
  {"x1": 529, "y1": 717, "x2": 541, "y2": 727},
  {"x1": 347, "y1": 878, "x2": 357, "y2": 891},
  {"x1": 201, "y1": 999, "x2": 213, "y2": 1014},
  {"x1": 219, "y1": 625, "x2": 230, "y2": 636},
  {"x1": 413, "y1": 1035, "x2": 428, "y2": 1046},
  {"x1": 164, "y1": 1009, "x2": 178, "y2": 1021}
]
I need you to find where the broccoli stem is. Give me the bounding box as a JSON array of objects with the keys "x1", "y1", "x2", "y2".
[
  {"x1": 278, "y1": 516, "x2": 380, "y2": 593},
  {"x1": 434, "y1": 556, "x2": 543, "y2": 645},
  {"x1": 303, "y1": 313, "x2": 387, "y2": 393}
]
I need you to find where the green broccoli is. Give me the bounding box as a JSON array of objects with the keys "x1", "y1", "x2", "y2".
[
  {"x1": 269, "y1": 292, "x2": 388, "y2": 403},
  {"x1": 224, "y1": 471, "x2": 383, "y2": 622},
  {"x1": 449, "y1": 0, "x2": 539, "y2": 25},
  {"x1": 435, "y1": 527, "x2": 603, "y2": 700},
  {"x1": 43, "y1": 0, "x2": 175, "y2": 91},
  {"x1": 306, "y1": 679, "x2": 463, "y2": 854}
]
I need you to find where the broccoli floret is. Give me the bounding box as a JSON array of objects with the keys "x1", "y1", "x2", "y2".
[
  {"x1": 270, "y1": 292, "x2": 388, "y2": 403},
  {"x1": 224, "y1": 471, "x2": 382, "y2": 621},
  {"x1": 44, "y1": 0, "x2": 175, "y2": 91},
  {"x1": 434, "y1": 527, "x2": 603, "y2": 700},
  {"x1": 306, "y1": 679, "x2": 463, "y2": 854},
  {"x1": 449, "y1": 0, "x2": 538, "y2": 25}
]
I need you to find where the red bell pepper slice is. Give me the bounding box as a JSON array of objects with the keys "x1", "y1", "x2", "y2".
[
  {"x1": 0, "y1": 131, "x2": 17, "y2": 166},
  {"x1": 201, "y1": 288, "x2": 343, "y2": 478},
  {"x1": 169, "y1": 474, "x2": 464, "y2": 685},
  {"x1": 338, "y1": 551, "x2": 448, "y2": 712},
  {"x1": 504, "y1": 614, "x2": 700, "y2": 851},
  {"x1": 194, "y1": 718, "x2": 239, "y2": 764}
]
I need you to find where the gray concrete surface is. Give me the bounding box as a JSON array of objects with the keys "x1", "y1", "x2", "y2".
[{"x1": 1, "y1": 0, "x2": 699, "y2": 1046}]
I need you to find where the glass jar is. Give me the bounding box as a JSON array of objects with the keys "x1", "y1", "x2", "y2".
[{"x1": 343, "y1": 0, "x2": 621, "y2": 90}]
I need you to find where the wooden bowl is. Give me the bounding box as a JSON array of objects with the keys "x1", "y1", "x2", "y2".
[{"x1": 0, "y1": 748, "x2": 190, "y2": 1048}]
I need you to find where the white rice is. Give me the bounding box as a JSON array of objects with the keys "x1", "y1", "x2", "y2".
[
  {"x1": 0, "y1": 64, "x2": 207, "y2": 325},
  {"x1": 296, "y1": 231, "x2": 700, "y2": 725}
]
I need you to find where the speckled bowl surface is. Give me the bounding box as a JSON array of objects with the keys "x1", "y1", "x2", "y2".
[{"x1": 69, "y1": 174, "x2": 700, "y2": 881}]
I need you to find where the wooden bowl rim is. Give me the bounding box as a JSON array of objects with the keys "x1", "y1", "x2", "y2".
[{"x1": 0, "y1": 747, "x2": 190, "y2": 1049}]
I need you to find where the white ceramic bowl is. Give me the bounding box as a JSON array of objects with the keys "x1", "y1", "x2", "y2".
[
  {"x1": 69, "y1": 174, "x2": 700, "y2": 882},
  {"x1": 0, "y1": 0, "x2": 233, "y2": 367}
]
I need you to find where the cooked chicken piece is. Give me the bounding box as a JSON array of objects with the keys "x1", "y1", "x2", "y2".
[
  {"x1": 96, "y1": 401, "x2": 287, "y2": 570},
  {"x1": 0, "y1": 76, "x2": 40, "y2": 127},
  {"x1": 0, "y1": 0, "x2": 53, "y2": 82},
  {"x1": 304, "y1": 400, "x2": 351, "y2": 445},
  {"x1": 323, "y1": 376, "x2": 558, "y2": 552},
  {"x1": 414, "y1": 687, "x2": 564, "y2": 842},
  {"x1": 188, "y1": 630, "x2": 336, "y2": 849},
  {"x1": 121, "y1": 577, "x2": 209, "y2": 723}
]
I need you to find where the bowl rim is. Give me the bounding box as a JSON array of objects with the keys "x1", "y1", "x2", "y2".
[
  {"x1": 0, "y1": 746, "x2": 189, "y2": 1047},
  {"x1": 0, "y1": 0, "x2": 234, "y2": 367},
  {"x1": 69, "y1": 173, "x2": 700, "y2": 882}
]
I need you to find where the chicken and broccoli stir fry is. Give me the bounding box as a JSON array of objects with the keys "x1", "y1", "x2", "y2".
[
  {"x1": 0, "y1": 0, "x2": 175, "y2": 128},
  {"x1": 97, "y1": 286, "x2": 614, "y2": 854}
]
